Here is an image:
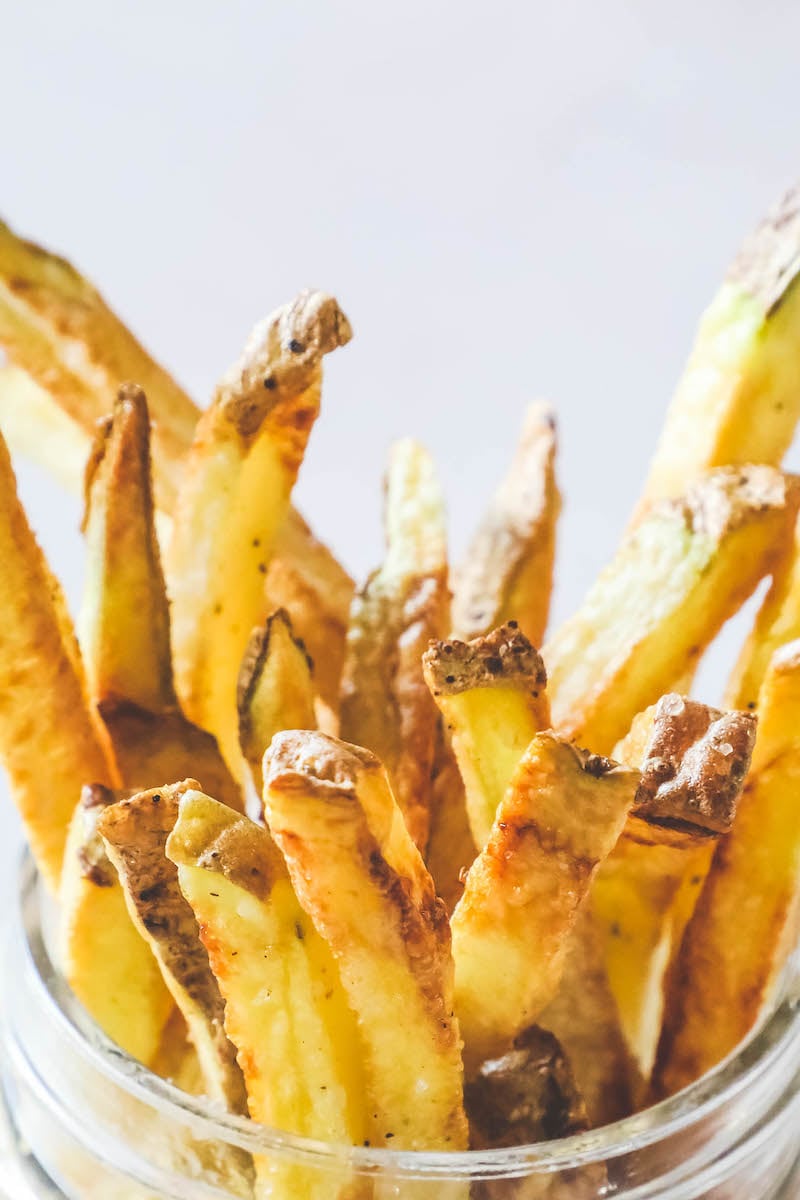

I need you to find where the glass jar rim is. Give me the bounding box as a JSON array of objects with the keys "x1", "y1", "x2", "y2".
[{"x1": 12, "y1": 853, "x2": 800, "y2": 1182}]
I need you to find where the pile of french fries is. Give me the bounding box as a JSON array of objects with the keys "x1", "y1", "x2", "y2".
[{"x1": 1, "y1": 182, "x2": 800, "y2": 1183}]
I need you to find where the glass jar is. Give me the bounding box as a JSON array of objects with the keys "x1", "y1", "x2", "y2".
[{"x1": 2, "y1": 855, "x2": 800, "y2": 1200}]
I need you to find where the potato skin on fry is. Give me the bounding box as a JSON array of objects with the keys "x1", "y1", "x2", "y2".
[
  {"x1": 60, "y1": 785, "x2": 174, "y2": 1065},
  {"x1": 98, "y1": 782, "x2": 248, "y2": 1116},
  {"x1": 264, "y1": 730, "x2": 468, "y2": 1152},
  {"x1": 545, "y1": 465, "x2": 799, "y2": 754},
  {"x1": 453, "y1": 403, "x2": 560, "y2": 647}
]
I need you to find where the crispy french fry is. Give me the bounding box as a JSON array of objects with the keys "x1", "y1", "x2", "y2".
[
  {"x1": 340, "y1": 439, "x2": 449, "y2": 851},
  {"x1": 59, "y1": 785, "x2": 174, "y2": 1065},
  {"x1": 80, "y1": 384, "x2": 241, "y2": 810},
  {"x1": 237, "y1": 609, "x2": 316, "y2": 809},
  {"x1": 167, "y1": 292, "x2": 351, "y2": 771},
  {"x1": 453, "y1": 403, "x2": 560, "y2": 646},
  {"x1": 98, "y1": 783, "x2": 248, "y2": 1115},
  {"x1": 638, "y1": 184, "x2": 800, "y2": 508},
  {"x1": 465, "y1": 1024, "x2": 589, "y2": 1148},
  {"x1": 0, "y1": 217, "x2": 197, "y2": 512},
  {"x1": 264, "y1": 509, "x2": 354, "y2": 714},
  {"x1": 0, "y1": 428, "x2": 117, "y2": 889},
  {"x1": 0, "y1": 364, "x2": 89, "y2": 494},
  {"x1": 425, "y1": 733, "x2": 477, "y2": 914},
  {"x1": 264, "y1": 730, "x2": 468, "y2": 1152},
  {"x1": 538, "y1": 906, "x2": 640, "y2": 1126},
  {"x1": 451, "y1": 734, "x2": 640, "y2": 1073},
  {"x1": 594, "y1": 697, "x2": 755, "y2": 1076},
  {"x1": 726, "y1": 512, "x2": 800, "y2": 711},
  {"x1": 653, "y1": 641, "x2": 800, "y2": 1097},
  {"x1": 422, "y1": 624, "x2": 550, "y2": 848},
  {"x1": 166, "y1": 787, "x2": 366, "y2": 1199},
  {"x1": 545, "y1": 465, "x2": 798, "y2": 754}
]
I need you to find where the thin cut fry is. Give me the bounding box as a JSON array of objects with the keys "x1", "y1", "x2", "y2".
[
  {"x1": 0, "y1": 217, "x2": 197, "y2": 512},
  {"x1": 237, "y1": 608, "x2": 316, "y2": 807},
  {"x1": 264, "y1": 730, "x2": 468, "y2": 1152},
  {"x1": 80, "y1": 385, "x2": 241, "y2": 811},
  {"x1": 594, "y1": 696, "x2": 756, "y2": 1075},
  {"x1": 340, "y1": 439, "x2": 449, "y2": 850},
  {"x1": 59, "y1": 785, "x2": 174, "y2": 1065},
  {"x1": 98, "y1": 783, "x2": 248, "y2": 1115},
  {"x1": 453, "y1": 403, "x2": 560, "y2": 646},
  {"x1": 653, "y1": 641, "x2": 800, "y2": 1097},
  {"x1": 167, "y1": 291, "x2": 351, "y2": 770},
  {"x1": 423, "y1": 623, "x2": 550, "y2": 848},
  {"x1": 166, "y1": 787, "x2": 365, "y2": 1198},
  {"x1": 451, "y1": 734, "x2": 640, "y2": 1073},
  {"x1": 0, "y1": 428, "x2": 117, "y2": 889},
  {"x1": 545, "y1": 465, "x2": 798, "y2": 753},
  {"x1": 638, "y1": 184, "x2": 800, "y2": 508}
]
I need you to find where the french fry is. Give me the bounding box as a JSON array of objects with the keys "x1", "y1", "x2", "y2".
[
  {"x1": 725, "y1": 512, "x2": 800, "y2": 711},
  {"x1": 166, "y1": 787, "x2": 366, "y2": 1198},
  {"x1": 450, "y1": 734, "x2": 640, "y2": 1074},
  {"x1": 97, "y1": 783, "x2": 248, "y2": 1115},
  {"x1": 653, "y1": 641, "x2": 800, "y2": 1097},
  {"x1": 80, "y1": 384, "x2": 241, "y2": 811},
  {"x1": 464, "y1": 1024, "x2": 589, "y2": 1148},
  {"x1": 593, "y1": 697, "x2": 755, "y2": 1076},
  {"x1": 452, "y1": 403, "x2": 560, "y2": 647},
  {"x1": 544, "y1": 465, "x2": 798, "y2": 754},
  {"x1": 0, "y1": 217, "x2": 197, "y2": 513},
  {"x1": 422, "y1": 623, "x2": 550, "y2": 848},
  {"x1": 425, "y1": 733, "x2": 477, "y2": 914},
  {"x1": 538, "y1": 906, "x2": 641, "y2": 1126},
  {"x1": 0, "y1": 428, "x2": 117, "y2": 889},
  {"x1": 264, "y1": 730, "x2": 468, "y2": 1152},
  {"x1": 638, "y1": 183, "x2": 800, "y2": 508},
  {"x1": 237, "y1": 608, "x2": 316, "y2": 810},
  {"x1": 339, "y1": 439, "x2": 449, "y2": 851},
  {"x1": 59, "y1": 785, "x2": 174, "y2": 1065},
  {"x1": 0, "y1": 364, "x2": 89, "y2": 495},
  {"x1": 167, "y1": 291, "x2": 351, "y2": 771},
  {"x1": 265, "y1": 509, "x2": 354, "y2": 714}
]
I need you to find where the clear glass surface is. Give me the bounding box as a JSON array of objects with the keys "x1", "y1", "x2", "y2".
[{"x1": 2, "y1": 855, "x2": 800, "y2": 1199}]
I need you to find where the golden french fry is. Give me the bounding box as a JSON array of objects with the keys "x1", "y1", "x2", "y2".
[
  {"x1": 98, "y1": 783, "x2": 248, "y2": 1115},
  {"x1": 0, "y1": 217, "x2": 197, "y2": 512},
  {"x1": 638, "y1": 184, "x2": 800, "y2": 508},
  {"x1": 539, "y1": 906, "x2": 640, "y2": 1126},
  {"x1": 237, "y1": 608, "x2": 316, "y2": 810},
  {"x1": 0, "y1": 364, "x2": 89, "y2": 494},
  {"x1": 166, "y1": 787, "x2": 366, "y2": 1199},
  {"x1": 425, "y1": 733, "x2": 477, "y2": 914},
  {"x1": 453, "y1": 403, "x2": 560, "y2": 647},
  {"x1": 594, "y1": 696, "x2": 756, "y2": 1076},
  {"x1": 80, "y1": 384, "x2": 241, "y2": 811},
  {"x1": 545, "y1": 465, "x2": 798, "y2": 754},
  {"x1": 264, "y1": 508, "x2": 354, "y2": 713},
  {"x1": 726, "y1": 512, "x2": 800, "y2": 711},
  {"x1": 653, "y1": 641, "x2": 800, "y2": 1097},
  {"x1": 59, "y1": 785, "x2": 174, "y2": 1065},
  {"x1": 264, "y1": 730, "x2": 468, "y2": 1152},
  {"x1": 422, "y1": 623, "x2": 550, "y2": 848},
  {"x1": 167, "y1": 292, "x2": 351, "y2": 771},
  {"x1": 340, "y1": 439, "x2": 449, "y2": 850},
  {"x1": 451, "y1": 734, "x2": 640, "y2": 1073},
  {"x1": 0, "y1": 428, "x2": 117, "y2": 889}
]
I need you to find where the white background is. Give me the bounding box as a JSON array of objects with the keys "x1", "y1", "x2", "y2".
[{"x1": 2, "y1": 1, "x2": 800, "y2": 873}]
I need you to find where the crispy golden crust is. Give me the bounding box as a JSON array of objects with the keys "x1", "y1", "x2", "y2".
[
  {"x1": 265, "y1": 729, "x2": 468, "y2": 1151},
  {"x1": 465, "y1": 1024, "x2": 589, "y2": 1149},
  {"x1": 74, "y1": 783, "x2": 129, "y2": 887},
  {"x1": 632, "y1": 694, "x2": 756, "y2": 834},
  {"x1": 211, "y1": 290, "x2": 351, "y2": 451},
  {"x1": 453, "y1": 403, "x2": 560, "y2": 646},
  {"x1": 727, "y1": 184, "x2": 800, "y2": 315},
  {"x1": 98, "y1": 783, "x2": 248, "y2": 1115},
  {"x1": 423, "y1": 623, "x2": 547, "y2": 697}
]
